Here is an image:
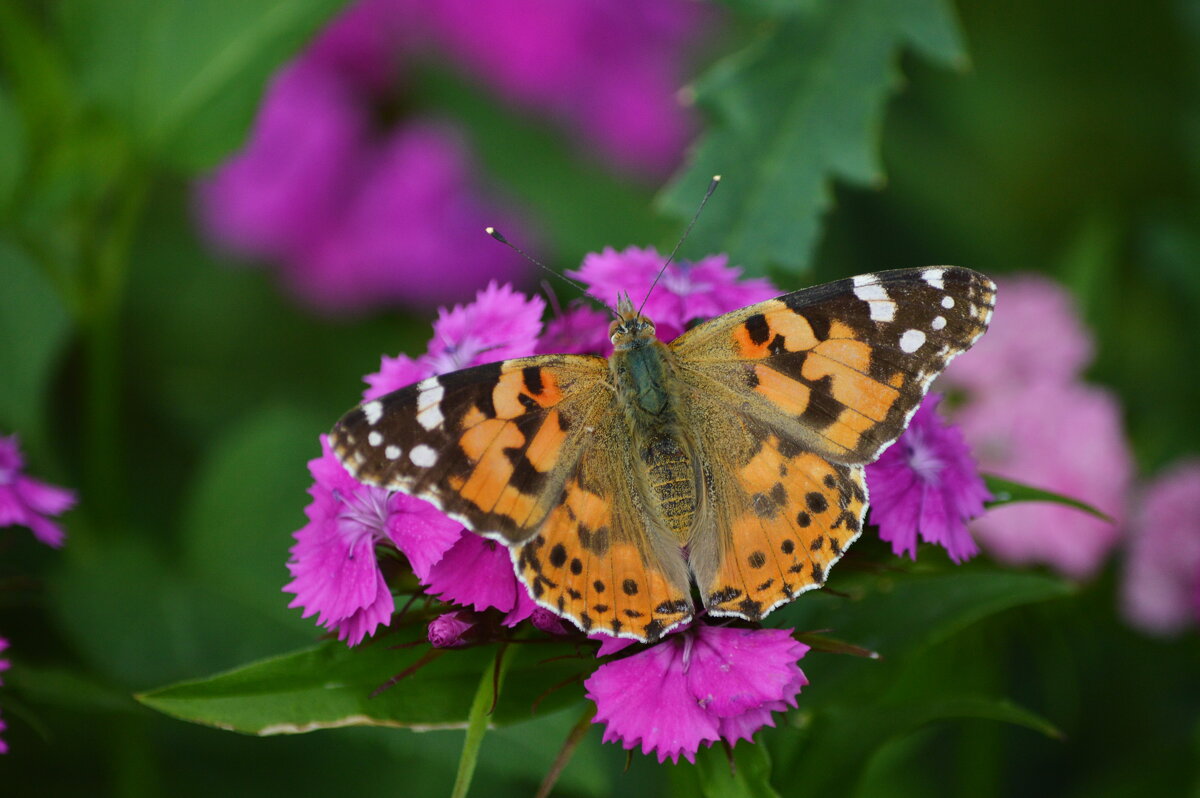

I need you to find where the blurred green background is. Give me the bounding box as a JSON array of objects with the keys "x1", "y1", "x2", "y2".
[{"x1": 1, "y1": 0, "x2": 1198, "y2": 795}]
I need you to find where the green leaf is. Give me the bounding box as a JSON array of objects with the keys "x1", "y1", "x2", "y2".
[
  {"x1": 0, "y1": 240, "x2": 72, "y2": 442},
  {"x1": 137, "y1": 629, "x2": 592, "y2": 735},
  {"x1": 179, "y1": 402, "x2": 330, "y2": 626},
  {"x1": 59, "y1": 0, "x2": 345, "y2": 171},
  {"x1": 660, "y1": 0, "x2": 964, "y2": 274},
  {"x1": 983, "y1": 473, "x2": 1113, "y2": 523},
  {"x1": 0, "y1": 84, "x2": 25, "y2": 208},
  {"x1": 451, "y1": 648, "x2": 510, "y2": 798},
  {"x1": 692, "y1": 743, "x2": 782, "y2": 798}
]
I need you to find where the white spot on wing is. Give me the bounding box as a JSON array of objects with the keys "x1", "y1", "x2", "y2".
[
  {"x1": 853, "y1": 282, "x2": 896, "y2": 322},
  {"x1": 410, "y1": 444, "x2": 438, "y2": 468},
  {"x1": 899, "y1": 329, "x2": 926, "y2": 353},
  {"x1": 416, "y1": 403, "x2": 444, "y2": 431},
  {"x1": 931, "y1": 315, "x2": 947, "y2": 330},
  {"x1": 941, "y1": 295, "x2": 955, "y2": 309},
  {"x1": 385, "y1": 445, "x2": 401, "y2": 460},
  {"x1": 923, "y1": 268, "x2": 945, "y2": 290},
  {"x1": 362, "y1": 401, "x2": 383, "y2": 425},
  {"x1": 368, "y1": 431, "x2": 383, "y2": 447}
]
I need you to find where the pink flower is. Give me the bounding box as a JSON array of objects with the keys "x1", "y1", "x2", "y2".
[
  {"x1": 944, "y1": 274, "x2": 1093, "y2": 392},
  {"x1": 585, "y1": 625, "x2": 809, "y2": 763},
  {"x1": 537, "y1": 304, "x2": 612, "y2": 356},
  {"x1": 284, "y1": 437, "x2": 461, "y2": 645},
  {"x1": 569, "y1": 247, "x2": 778, "y2": 343},
  {"x1": 422, "y1": 533, "x2": 537, "y2": 627},
  {"x1": 427, "y1": 611, "x2": 478, "y2": 648},
  {"x1": 866, "y1": 395, "x2": 990, "y2": 563},
  {"x1": 1121, "y1": 460, "x2": 1200, "y2": 635},
  {"x1": 956, "y1": 382, "x2": 1132, "y2": 579},
  {"x1": 295, "y1": 124, "x2": 529, "y2": 312},
  {"x1": 196, "y1": 60, "x2": 367, "y2": 264},
  {"x1": 0, "y1": 636, "x2": 9, "y2": 753},
  {"x1": 364, "y1": 281, "x2": 546, "y2": 399},
  {"x1": 0, "y1": 434, "x2": 76, "y2": 548},
  {"x1": 414, "y1": 0, "x2": 706, "y2": 174}
]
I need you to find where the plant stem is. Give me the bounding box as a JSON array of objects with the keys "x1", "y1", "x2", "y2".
[
  {"x1": 450, "y1": 647, "x2": 510, "y2": 798},
  {"x1": 535, "y1": 703, "x2": 596, "y2": 798}
]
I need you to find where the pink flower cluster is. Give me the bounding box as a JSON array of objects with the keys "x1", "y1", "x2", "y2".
[
  {"x1": 285, "y1": 250, "x2": 1000, "y2": 761},
  {"x1": 942, "y1": 275, "x2": 1134, "y2": 579},
  {"x1": 0, "y1": 435, "x2": 76, "y2": 753},
  {"x1": 198, "y1": 0, "x2": 707, "y2": 314}
]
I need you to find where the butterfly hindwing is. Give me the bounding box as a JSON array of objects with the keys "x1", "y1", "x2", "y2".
[
  {"x1": 331, "y1": 355, "x2": 694, "y2": 641},
  {"x1": 671, "y1": 266, "x2": 996, "y2": 465}
]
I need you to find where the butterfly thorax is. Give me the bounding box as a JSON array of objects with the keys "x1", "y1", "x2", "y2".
[{"x1": 609, "y1": 303, "x2": 698, "y2": 542}]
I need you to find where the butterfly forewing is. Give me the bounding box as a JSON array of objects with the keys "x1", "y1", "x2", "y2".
[{"x1": 671, "y1": 266, "x2": 996, "y2": 465}]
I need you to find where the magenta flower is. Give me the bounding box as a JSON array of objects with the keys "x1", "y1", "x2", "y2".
[
  {"x1": 1121, "y1": 460, "x2": 1200, "y2": 635},
  {"x1": 414, "y1": 0, "x2": 706, "y2": 173},
  {"x1": 427, "y1": 611, "x2": 478, "y2": 649},
  {"x1": 569, "y1": 247, "x2": 778, "y2": 343},
  {"x1": 422, "y1": 533, "x2": 537, "y2": 627},
  {"x1": 0, "y1": 435, "x2": 76, "y2": 548},
  {"x1": 284, "y1": 437, "x2": 462, "y2": 645},
  {"x1": 943, "y1": 274, "x2": 1093, "y2": 392},
  {"x1": 0, "y1": 636, "x2": 9, "y2": 753},
  {"x1": 294, "y1": 123, "x2": 529, "y2": 312},
  {"x1": 955, "y1": 382, "x2": 1131, "y2": 579},
  {"x1": 585, "y1": 625, "x2": 809, "y2": 763},
  {"x1": 365, "y1": 281, "x2": 546, "y2": 400},
  {"x1": 865, "y1": 394, "x2": 990, "y2": 563},
  {"x1": 537, "y1": 303, "x2": 612, "y2": 356}
]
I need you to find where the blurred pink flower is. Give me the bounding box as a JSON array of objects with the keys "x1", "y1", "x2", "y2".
[
  {"x1": 199, "y1": 0, "x2": 710, "y2": 314},
  {"x1": 866, "y1": 395, "x2": 989, "y2": 563},
  {"x1": 0, "y1": 636, "x2": 9, "y2": 753},
  {"x1": 415, "y1": 0, "x2": 705, "y2": 173},
  {"x1": 0, "y1": 434, "x2": 76, "y2": 548},
  {"x1": 944, "y1": 274, "x2": 1093, "y2": 392},
  {"x1": 585, "y1": 625, "x2": 808, "y2": 763},
  {"x1": 294, "y1": 124, "x2": 529, "y2": 311},
  {"x1": 956, "y1": 382, "x2": 1131, "y2": 579},
  {"x1": 1121, "y1": 460, "x2": 1200, "y2": 635}
]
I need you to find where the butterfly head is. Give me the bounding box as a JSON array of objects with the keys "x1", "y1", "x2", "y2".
[{"x1": 609, "y1": 294, "x2": 657, "y2": 351}]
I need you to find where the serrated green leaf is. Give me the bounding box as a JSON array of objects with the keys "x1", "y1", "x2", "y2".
[
  {"x1": 58, "y1": 0, "x2": 344, "y2": 171},
  {"x1": 983, "y1": 473, "x2": 1113, "y2": 523},
  {"x1": 137, "y1": 629, "x2": 592, "y2": 735},
  {"x1": 692, "y1": 743, "x2": 782, "y2": 798},
  {"x1": 660, "y1": 0, "x2": 964, "y2": 274}
]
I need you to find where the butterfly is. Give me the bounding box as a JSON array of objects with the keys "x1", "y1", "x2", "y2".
[{"x1": 331, "y1": 266, "x2": 995, "y2": 642}]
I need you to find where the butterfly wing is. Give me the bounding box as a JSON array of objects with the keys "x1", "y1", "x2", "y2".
[
  {"x1": 671, "y1": 266, "x2": 996, "y2": 465},
  {"x1": 330, "y1": 355, "x2": 693, "y2": 641},
  {"x1": 671, "y1": 266, "x2": 995, "y2": 619}
]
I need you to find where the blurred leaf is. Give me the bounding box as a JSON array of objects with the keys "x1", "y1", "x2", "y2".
[
  {"x1": 779, "y1": 694, "x2": 1060, "y2": 796},
  {"x1": 772, "y1": 568, "x2": 1072, "y2": 704},
  {"x1": 983, "y1": 473, "x2": 1113, "y2": 523},
  {"x1": 50, "y1": 537, "x2": 313, "y2": 687},
  {"x1": 692, "y1": 743, "x2": 781, "y2": 798},
  {"x1": 0, "y1": 84, "x2": 24, "y2": 207},
  {"x1": 179, "y1": 402, "x2": 328, "y2": 625},
  {"x1": 0, "y1": 240, "x2": 72, "y2": 441},
  {"x1": 137, "y1": 629, "x2": 592, "y2": 735},
  {"x1": 660, "y1": 0, "x2": 964, "y2": 273},
  {"x1": 58, "y1": 0, "x2": 344, "y2": 171}
]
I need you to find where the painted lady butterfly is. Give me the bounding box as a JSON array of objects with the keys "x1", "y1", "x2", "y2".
[{"x1": 331, "y1": 267, "x2": 995, "y2": 641}]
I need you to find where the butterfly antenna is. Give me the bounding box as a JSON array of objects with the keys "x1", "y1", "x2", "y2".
[
  {"x1": 637, "y1": 174, "x2": 721, "y2": 318},
  {"x1": 485, "y1": 227, "x2": 607, "y2": 312}
]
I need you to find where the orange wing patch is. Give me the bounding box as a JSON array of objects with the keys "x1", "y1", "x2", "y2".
[
  {"x1": 515, "y1": 478, "x2": 692, "y2": 641},
  {"x1": 701, "y1": 436, "x2": 867, "y2": 620}
]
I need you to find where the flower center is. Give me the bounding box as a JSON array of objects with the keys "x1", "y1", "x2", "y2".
[
  {"x1": 334, "y1": 486, "x2": 392, "y2": 546},
  {"x1": 904, "y1": 429, "x2": 944, "y2": 485}
]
